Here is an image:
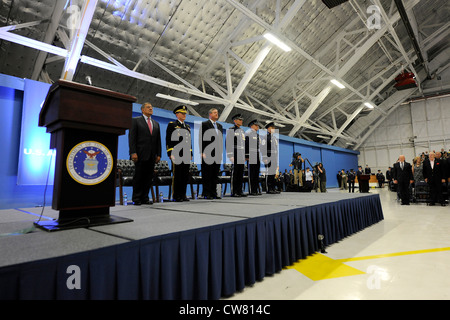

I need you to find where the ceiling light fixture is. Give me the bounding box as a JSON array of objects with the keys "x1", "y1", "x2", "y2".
[
  {"x1": 156, "y1": 93, "x2": 199, "y2": 106},
  {"x1": 330, "y1": 79, "x2": 345, "y2": 89},
  {"x1": 263, "y1": 33, "x2": 292, "y2": 52},
  {"x1": 364, "y1": 102, "x2": 374, "y2": 109}
]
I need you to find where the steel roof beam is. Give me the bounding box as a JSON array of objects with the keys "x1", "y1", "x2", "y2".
[{"x1": 61, "y1": 0, "x2": 98, "y2": 81}]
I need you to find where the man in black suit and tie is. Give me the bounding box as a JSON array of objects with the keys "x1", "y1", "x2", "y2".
[
  {"x1": 200, "y1": 108, "x2": 223, "y2": 199},
  {"x1": 423, "y1": 152, "x2": 445, "y2": 206},
  {"x1": 356, "y1": 166, "x2": 364, "y2": 192},
  {"x1": 128, "y1": 102, "x2": 161, "y2": 205},
  {"x1": 393, "y1": 155, "x2": 414, "y2": 205}
]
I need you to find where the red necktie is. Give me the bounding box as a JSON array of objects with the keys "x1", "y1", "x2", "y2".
[{"x1": 147, "y1": 117, "x2": 152, "y2": 134}]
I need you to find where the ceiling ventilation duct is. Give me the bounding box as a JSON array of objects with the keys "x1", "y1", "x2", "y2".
[{"x1": 322, "y1": 0, "x2": 349, "y2": 9}]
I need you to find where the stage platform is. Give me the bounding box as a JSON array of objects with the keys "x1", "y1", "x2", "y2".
[{"x1": 0, "y1": 191, "x2": 383, "y2": 300}]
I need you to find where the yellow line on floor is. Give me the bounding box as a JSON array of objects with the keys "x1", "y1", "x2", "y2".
[
  {"x1": 286, "y1": 247, "x2": 450, "y2": 281},
  {"x1": 335, "y1": 247, "x2": 450, "y2": 263},
  {"x1": 286, "y1": 253, "x2": 365, "y2": 281}
]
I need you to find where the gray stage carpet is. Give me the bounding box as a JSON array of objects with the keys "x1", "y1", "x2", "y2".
[{"x1": 0, "y1": 191, "x2": 375, "y2": 268}]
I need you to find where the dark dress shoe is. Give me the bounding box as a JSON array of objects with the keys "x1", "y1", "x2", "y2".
[
  {"x1": 238, "y1": 193, "x2": 247, "y2": 197},
  {"x1": 142, "y1": 200, "x2": 153, "y2": 205},
  {"x1": 183, "y1": 198, "x2": 190, "y2": 201},
  {"x1": 133, "y1": 201, "x2": 141, "y2": 205}
]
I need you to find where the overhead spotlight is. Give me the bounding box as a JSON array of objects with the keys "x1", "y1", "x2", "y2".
[
  {"x1": 156, "y1": 93, "x2": 199, "y2": 106},
  {"x1": 317, "y1": 135, "x2": 331, "y2": 139},
  {"x1": 364, "y1": 102, "x2": 375, "y2": 109},
  {"x1": 331, "y1": 79, "x2": 345, "y2": 89},
  {"x1": 263, "y1": 33, "x2": 292, "y2": 52}
]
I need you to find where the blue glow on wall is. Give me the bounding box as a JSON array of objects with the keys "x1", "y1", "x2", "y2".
[{"x1": 17, "y1": 79, "x2": 54, "y2": 185}]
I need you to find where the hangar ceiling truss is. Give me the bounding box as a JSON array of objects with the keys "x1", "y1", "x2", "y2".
[{"x1": 0, "y1": 0, "x2": 448, "y2": 150}]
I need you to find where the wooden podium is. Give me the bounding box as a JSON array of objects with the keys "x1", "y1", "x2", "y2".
[
  {"x1": 37, "y1": 80, "x2": 136, "y2": 231},
  {"x1": 358, "y1": 174, "x2": 370, "y2": 193}
]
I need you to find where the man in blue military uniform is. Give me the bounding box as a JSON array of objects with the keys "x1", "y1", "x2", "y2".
[
  {"x1": 166, "y1": 105, "x2": 192, "y2": 202},
  {"x1": 245, "y1": 119, "x2": 261, "y2": 196},
  {"x1": 226, "y1": 114, "x2": 247, "y2": 197},
  {"x1": 262, "y1": 122, "x2": 280, "y2": 194}
]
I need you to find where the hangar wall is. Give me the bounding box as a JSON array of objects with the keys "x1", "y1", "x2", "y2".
[{"x1": 358, "y1": 94, "x2": 450, "y2": 173}]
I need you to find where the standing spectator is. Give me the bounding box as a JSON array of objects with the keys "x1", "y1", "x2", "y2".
[
  {"x1": 313, "y1": 167, "x2": 319, "y2": 192},
  {"x1": 365, "y1": 165, "x2": 371, "y2": 174},
  {"x1": 340, "y1": 169, "x2": 348, "y2": 190},
  {"x1": 305, "y1": 167, "x2": 313, "y2": 191},
  {"x1": 317, "y1": 163, "x2": 326, "y2": 193},
  {"x1": 423, "y1": 152, "x2": 445, "y2": 206},
  {"x1": 393, "y1": 155, "x2": 414, "y2": 205},
  {"x1": 337, "y1": 171, "x2": 342, "y2": 189},
  {"x1": 289, "y1": 153, "x2": 304, "y2": 186},
  {"x1": 376, "y1": 170, "x2": 385, "y2": 188},
  {"x1": 412, "y1": 156, "x2": 424, "y2": 182},
  {"x1": 357, "y1": 166, "x2": 364, "y2": 192},
  {"x1": 282, "y1": 169, "x2": 290, "y2": 191},
  {"x1": 348, "y1": 169, "x2": 356, "y2": 193}
]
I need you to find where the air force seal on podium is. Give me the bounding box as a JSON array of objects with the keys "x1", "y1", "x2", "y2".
[{"x1": 66, "y1": 141, "x2": 113, "y2": 185}]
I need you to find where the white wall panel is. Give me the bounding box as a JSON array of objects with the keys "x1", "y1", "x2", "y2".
[{"x1": 357, "y1": 95, "x2": 450, "y2": 174}]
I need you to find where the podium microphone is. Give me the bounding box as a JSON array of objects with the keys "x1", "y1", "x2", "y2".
[{"x1": 86, "y1": 76, "x2": 92, "y2": 86}]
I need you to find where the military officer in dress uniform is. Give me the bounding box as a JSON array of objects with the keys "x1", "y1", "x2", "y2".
[
  {"x1": 245, "y1": 119, "x2": 261, "y2": 196},
  {"x1": 166, "y1": 105, "x2": 192, "y2": 202},
  {"x1": 262, "y1": 122, "x2": 279, "y2": 194},
  {"x1": 226, "y1": 114, "x2": 247, "y2": 197}
]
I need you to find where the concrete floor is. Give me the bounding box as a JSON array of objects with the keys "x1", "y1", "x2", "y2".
[{"x1": 225, "y1": 187, "x2": 450, "y2": 300}]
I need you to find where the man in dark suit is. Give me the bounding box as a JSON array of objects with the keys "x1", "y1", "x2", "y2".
[
  {"x1": 356, "y1": 166, "x2": 364, "y2": 192},
  {"x1": 348, "y1": 169, "x2": 356, "y2": 193},
  {"x1": 245, "y1": 120, "x2": 261, "y2": 196},
  {"x1": 226, "y1": 114, "x2": 247, "y2": 197},
  {"x1": 166, "y1": 105, "x2": 192, "y2": 202},
  {"x1": 128, "y1": 102, "x2": 161, "y2": 205},
  {"x1": 423, "y1": 152, "x2": 445, "y2": 206},
  {"x1": 200, "y1": 108, "x2": 223, "y2": 199},
  {"x1": 393, "y1": 155, "x2": 414, "y2": 205}
]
